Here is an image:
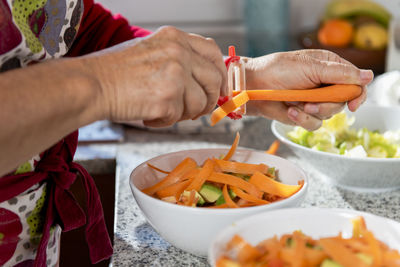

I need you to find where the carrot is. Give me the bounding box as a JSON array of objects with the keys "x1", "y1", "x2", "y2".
[
  {"x1": 341, "y1": 238, "x2": 369, "y2": 254},
  {"x1": 304, "y1": 246, "x2": 328, "y2": 266},
  {"x1": 207, "y1": 172, "x2": 262, "y2": 198},
  {"x1": 186, "y1": 189, "x2": 197, "y2": 207},
  {"x1": 213, "y1": 159, "x2": 269, "y2": 175},
  {"x1": 383, "y1": 250, "x2": 400, "y2": 266},
  {"x1": 210, "y1": 91, "x2": 249, "y2": 126},
  {"x1": 216, "y1": 257, "x2": 240, "y2": 267},
  {"x1": 172, "y1": 169, "x2": 201, "y2": 199},
  {"x1": 352, "y1": 216, "x2": 367, "y2": 238},
  {"x1": 319, "y1": 237, "x2": 370, "y2": 267},
  {"x1": 227, "y1": 235, "x2": 261, "y2": 264},
  {"x1": 143, "y1": 131, "x2": 303, "y2": 209},
  {"x1": 248, "y1": 172, "x2": 303, "y2": 198},
  {"x1": 142, "y1": 157, "x2": 197, "y2": 195},
  {"x1": 155, "y1": 179, "x2": 192, "y2": 199},
  {"x1": 292, "y1": 231, "x2": 306, "y2": 267},
  {"x1": 223, "y1": 185, "x2": 238, "y2": 208},
  {"x1": 219, "y1": 216, "x2": 400, "y2": 267},
  {"x1": 204, "y1": 203, "x2": 229, "y2": 209},
  {"x1": 231, "y1": 186, "x2": 270, "y2": 205},
  {"x1": 232, "y1": 84, "x2": 362, "y2": 102},
  {"x1": 147, "y1": 163, "x2": 170, "y2": 174},
  {"x1": 211, "y1": 85, "x2": 362, "y2": 126},
  {"x1": 364, "y1": 230, "x2": 382, "y2": 267},
  {"x1": 257, "y1": 236, "x2": 281, "y2": 262},
  {"x1": 185, "y1": 159, "x2": 214, "y2": 192},
  {"x1": 237, "y1": 202, "x2": 259, "y2": 208},
  {"x1": 223, "y1": 132, "x2": 240, "y2": 161},
  {"x1": 266, "y1": 140, "x2": 280, "y2": 155}
]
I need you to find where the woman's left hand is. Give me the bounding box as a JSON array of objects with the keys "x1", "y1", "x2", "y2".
[{"x1": 244, "y1": 49, "x2": 374, "y2": 131}]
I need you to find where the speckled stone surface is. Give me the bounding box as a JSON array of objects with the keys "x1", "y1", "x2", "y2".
[{"x1": 112, "y1": 118, "x2": 400, "y2": 266}]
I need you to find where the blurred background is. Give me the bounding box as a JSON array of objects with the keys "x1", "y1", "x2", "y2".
[{"x1": 98, "y1": 0, "x2": 400, "y2": 74}]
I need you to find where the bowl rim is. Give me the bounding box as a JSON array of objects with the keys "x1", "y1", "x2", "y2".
[
  {"x1": 208, "y1": 207, "x2": 400, "y2": 264},
  {"x1": 129, "y1": 148, "x2": 308, "y2": 215},
  {"x1": 271, "y1": 119, "x2": 400, "y2": 163}
]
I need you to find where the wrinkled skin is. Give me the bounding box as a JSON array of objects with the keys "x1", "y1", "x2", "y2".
[{"x1": 244, "y1": 49, "x2": 373, "y2": 131}]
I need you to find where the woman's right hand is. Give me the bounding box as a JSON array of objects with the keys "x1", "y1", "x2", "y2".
[{"x1": 86, "y1": 26, "x2": 227, "y2": 127}]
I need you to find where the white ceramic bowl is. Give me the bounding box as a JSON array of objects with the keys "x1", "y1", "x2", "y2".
[
  {"x1": 130, "y1": 148, "x2": 308, "y2": 257},
  {"x1": 209, "y1": 207, "x2": 400, "y2": 266},
  {"x1": 272, "y1": 104, "x2": 400, "y2": 191}
]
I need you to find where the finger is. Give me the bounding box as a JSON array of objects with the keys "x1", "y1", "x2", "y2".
[
  {"x1": 347, "y1": 85, "x2": 368, "y2": 112},
  {"x1": 287, "y1": 106, "x2": 323, "y2": 131},
  {"x1": 246, "y1": 101, "x2": 296, "y2": 126},
  {"x1": 190, "y1": 52, "x2": 223, "y2": 116},
  {"x1": 143, "y1": 117, "x2": 176, "y2": 128},
  {"x1": 303, "y1": 102, "x2": 345, "y2": 120},
  {"x1": 187, "y1": 33, "x2": 228, "y2": 96},
  {"x1": 181, "y1": 76, "x2": 207, "y2": 120},
  {"x1": 306, "y1": 57, "x2": 374, "y2": 86},
  {"x1": 143, "y1": 98, "x2": 183, "y2": 127}
]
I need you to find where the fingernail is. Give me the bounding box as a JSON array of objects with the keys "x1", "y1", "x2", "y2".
[
  {"x1": 288, "y1": 108, "x2": 299, "y2": 119},
  {"x1": 305, "y1": 103, "x2": 319, "y2": 114},
  {"x1": 360, "y1": 70, "x2": 374, "y2": 84}
]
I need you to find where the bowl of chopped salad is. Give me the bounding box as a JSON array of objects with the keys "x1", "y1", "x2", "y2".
[
  {"x1": 209, "y1": 208, "x2": 400, "y2": 267},
  {"x1": 271, "y1": 104, "x2": 400, "y2": 191},
  {"x1": 129, "y1": 134, "x2": 308, "y2": 256}
]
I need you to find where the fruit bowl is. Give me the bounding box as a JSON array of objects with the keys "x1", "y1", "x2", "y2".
[
  {"x1": 298, "y1": 0, "x2": 392, "y2": 74},
  {"x1": 129, "y1": 148, "x2": 308, "y2": 256},
  {"x1": 298, "y1": 31, "x2": 386, "y2": 74}
]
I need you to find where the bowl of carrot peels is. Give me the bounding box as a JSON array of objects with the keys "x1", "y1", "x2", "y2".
[
  {"x1": 209, "y1": 208, "x2": 400, "y2": 267},
  {"x1": 129, "y1": 134, "x2": 308, "y2": 256}
]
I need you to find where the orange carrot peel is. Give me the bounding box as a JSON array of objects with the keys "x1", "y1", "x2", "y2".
[
  {"x1": 213, "y1": 159, "x2": 269, "y2": 175},
  {"x1": 266, "y1": 140, "x2": 280, "y2": 155},
  {"x1": 211, "y1": 84, "x2": 362, "y2": 126},
  {"x1": 142, "y1": 132, "x2": 305, "y2": 209},
  {"x1": 223, "y1": 185, "x2": 238, "y2": 208},
  {"x1": 222, "y1": 132, "x2": 240, "y2": 161},
  {"x1": 217, "y1": 215, "x2": 400, "y2": 267},
  {"x1": 211, "y1": 91, "x2": 249, "y2": 126},
  {"x1": 142, "y1": 157, "x2": 197, "y2": 196},
  {"x1": 147, "y1": 163, "x2": 170, "y2": 174},
  {"x1": 249, "y1": 171, "x2": 303, "y2": 198}
]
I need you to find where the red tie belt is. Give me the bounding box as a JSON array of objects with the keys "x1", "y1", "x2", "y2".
[{"x1": 0, "y1": 131, "x2": 113, "y2": 267}]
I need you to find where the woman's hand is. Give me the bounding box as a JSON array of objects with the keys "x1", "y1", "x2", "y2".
[
  {"x1": 87, "y1": 26, "x2": 227, "y2": 127},
  {"x1": 244, "y1": 49, "x2": 374, "y2": 131}
]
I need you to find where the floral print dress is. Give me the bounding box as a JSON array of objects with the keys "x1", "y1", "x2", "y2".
[
  {"x1": 0, "y1": 0, "x2": 82, "y2": 266},
  {"x1": 0, "y1": 0, "x2": 151, "y2": 265}
]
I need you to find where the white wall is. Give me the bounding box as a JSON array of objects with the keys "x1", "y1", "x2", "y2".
[
  {"x1": 96, "y1": 0, "x2": 400, "y2": 54},
  {"x1": 97, "y1": 0, "x2": 247, "y2": 54}
]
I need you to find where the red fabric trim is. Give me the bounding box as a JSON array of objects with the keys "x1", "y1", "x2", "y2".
[
  {"x1": 67, "y1": 0, "x2": 152, "y2": 57},
  {"x1": 0, "y1": 131, "x2": 113, "y2": 266}
]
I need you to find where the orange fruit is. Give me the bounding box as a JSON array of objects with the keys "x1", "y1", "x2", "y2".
[{"x1": 318, "y1": 19, "x2": 354, "y2": 47}]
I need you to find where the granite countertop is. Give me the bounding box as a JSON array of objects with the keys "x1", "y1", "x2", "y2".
[{"x1": 106, "y1": 117, "x2": 400, "y2": 267}]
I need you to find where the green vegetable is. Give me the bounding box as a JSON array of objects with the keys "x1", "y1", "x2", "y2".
[
  {"x1": 215, "y1": 189, "x2": 237, "y2": 205},
  {"x1": 321, "y1": 259, "x2": 343, "y2": 267},
  {"x1": 199, "y1": 183, "x2": 222, "y2": 203},
  {"x1": 181, "y1": 190, "x2": 205, "y2": 206},
  {"x1": 287, "y1": 112, "x2": 400, "y2": 158},
  {"x1": 357, "y1": 253, "x2": 373, "y2": 265}
]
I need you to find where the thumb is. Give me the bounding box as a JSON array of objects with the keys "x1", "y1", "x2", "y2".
[{"x1": 306, "y1": 57, "x2": 374, "y2": 86}]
